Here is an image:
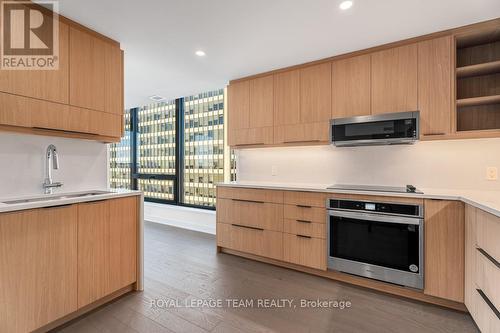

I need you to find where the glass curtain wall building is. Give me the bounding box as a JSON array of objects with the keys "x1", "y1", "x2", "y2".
[
  {"x1": 109, "y1": 109, "x2": 132, "y2": 189},
  {"x1": 109, "y1": 89, "x2": 235, "y2": 209}
]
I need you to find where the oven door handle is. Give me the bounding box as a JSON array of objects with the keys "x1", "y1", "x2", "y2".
[{"x1": 328, "y1": 210, "x2": 422, "y2": 226}]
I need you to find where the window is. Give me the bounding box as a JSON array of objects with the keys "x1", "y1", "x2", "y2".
[
  {"x1": 109, "y1": 89, "x2": 235, "y2": 209},
  {"x1": 109, "y1": 109, "x2": 132, "y2": 190}
]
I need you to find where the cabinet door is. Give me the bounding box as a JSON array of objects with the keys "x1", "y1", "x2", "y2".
[
  {"x1": 372, "y1": 44, "x2": 418, "y2": 114},
  {"x1": 77, "y1": 201, "x2": 110, "y2": 308},
  {"x1": 69, "y1": 27, "x2": 106, "y2": 112},
  {"x1": 108, "y1": 197, "x2": 138, "y2": 293},
  {"x1": 228, "y1": 77, "x2": 273, "y2": 146},
  {"x1": 274, "y1": 69, "x2": 300, "y2": 128},
  {"x1": 300, "y1": 62, "x2": 332, "y2": 123},
  {"x1": 104, "y1": 44, "x2": 124, "y2": 115},
  {"x1": 418, "y1": 36, "x2": 453, "y2": 137},
  {"x1": 0, "y1": 16, "x2": 69, "y2": 104},
  {"x1": 424, "y1": 200, "x2": 465, "y2": 302},
  {"x1": 0, "y1": 206, "x2": 77, "y2": 333},
  {"x1": 228, "y1": 80, "x2": 249, "y2": 145},
  {"x1": 332, "y1": 54, "x2": 371, "y2": 118},
  {"x1": 249, "y1": 75, "x2": 273, "y2": 128}
]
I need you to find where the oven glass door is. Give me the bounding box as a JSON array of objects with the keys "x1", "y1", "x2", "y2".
[
  {"x1": 332, "y1": 118, "x2": 417, "y2": 143},
  {"x1": 329, "y1": 213, "x2": 420, "y2": 273}
]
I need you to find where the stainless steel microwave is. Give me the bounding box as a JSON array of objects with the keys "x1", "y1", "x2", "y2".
[{"x1": 330, "y1": 111, "x2": 419, "y2": 147}]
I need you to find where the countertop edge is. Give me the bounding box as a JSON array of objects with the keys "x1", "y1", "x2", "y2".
[
  {"x1": 0, "y1": 190, "x2": 143, "y2": 214},
  {"x1": 216, "y1": 183, "x2": 500, "y2": 218}
]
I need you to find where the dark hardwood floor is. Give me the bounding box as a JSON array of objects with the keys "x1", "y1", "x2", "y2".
[{"x1": 55, "y1": 222, "x2": 478, "y2": 333}]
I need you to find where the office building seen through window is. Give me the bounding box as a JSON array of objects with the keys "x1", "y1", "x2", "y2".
[{"x1": 109, "y1": 89, "x2": 236, "y2": 209}]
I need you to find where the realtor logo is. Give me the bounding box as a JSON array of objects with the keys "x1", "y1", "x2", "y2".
[{"x1": 1, "y1": 1, "x2": 59, "y2": 70}]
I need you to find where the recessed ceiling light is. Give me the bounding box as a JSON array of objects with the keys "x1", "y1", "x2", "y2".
[
  {"x1": 149, "y1": 95, "x2": 165, "y2": 102},
  {"x1": 195, "y1": 50, "x2": 206, "y2": 57},
  {"x1": 339, "y1": 0, "x2": 353, "y2": 10}
]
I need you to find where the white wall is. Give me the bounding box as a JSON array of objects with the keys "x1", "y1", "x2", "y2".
[
  {"x1": 236, "y1": 138, "x2": 500, "y2": 191},
  {"x1": 0, "y1": 132, "x2": 108, "y2": 198}
]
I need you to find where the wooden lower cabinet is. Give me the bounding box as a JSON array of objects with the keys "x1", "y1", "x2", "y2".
[
  {"x1": 217, "y1": 198, "x2": 283, "y2": 231},
  {"x1": 0, "y1": 206, "x2": 78, "y2": 333},
  {"x1": 465, "y1": 204, "x2": 500, "y2": 332},
  {"x1": 78, "y1": 197, "x2": 138, "y2": 308},
  {"x1": 424, "y1": 200, "x2": 465, "y2": 302},
  {"x1": 109, "y1": 197, "x2": 138, "y2": 293},
  {"x1": 78, "y1": 201, "x2": 110, "y2": 307},
  {"x1": 217, "y1": 223, "x2": 283, "y2": 260},
  {"x1": 0, "y1": 196, "x2": 139, "y2": 333},
  {"x1": 283, "y1": 219, "x2": 325, "y2": 239},
  {"x1": 283, "y1": 233, "x2": 326, "y2": 270}
]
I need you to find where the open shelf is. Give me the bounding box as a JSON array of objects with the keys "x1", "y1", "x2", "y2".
[
  {"x1": 456, "y1": 60, "x2": 500, "y2": 78},
  {"x1": 456, "y1": 95, "x2": 500, "y2": 107}
]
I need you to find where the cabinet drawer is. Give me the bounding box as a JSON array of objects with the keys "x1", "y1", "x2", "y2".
[
  {"x1": 284, "y1": 219, "x2": 326, "y2": 239},
  {"x1": 217, "y1": 187, "x2": 283, "y2": 204},
  {"x1": 284, "y1": 191, "x2": 327, "y2": 208},
  {"x1": 472, "y1": 289, "x2": 500, "y2": 333},
  {"x1": 476, "y1": 248, "x2": 500, "y2": 311},
  {"x1": 477, "y1": 209, "x2": 500, "y2": 264},
  {"x1": 284, "y1": 205, "x2": 325, "y2": 223},
  {"x1": 217, "y1": 223, "x2": 282, "y2": 260},
  {"x1": 217, "y1": 198, "x2": 283, "y2": 232},
  {"x1": 283, "y1": 233, "x2": 326, "y2": 270}
]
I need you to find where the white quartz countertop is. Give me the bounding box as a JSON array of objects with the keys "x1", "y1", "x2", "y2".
[
  {"x1": 0, "y1": 189, "x2": 143, "y2": 213},
  {"x1": 217, "y1": 182, "x2": 500, "y2": 218}
]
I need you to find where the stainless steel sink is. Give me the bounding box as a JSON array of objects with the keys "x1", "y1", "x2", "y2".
[{"x1": 1, "y1": 191, "x2": 113, "y2": 205}]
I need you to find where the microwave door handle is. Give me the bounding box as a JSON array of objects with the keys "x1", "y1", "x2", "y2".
[{"x1": 329, "y1": 210, "x2": 422, "y2": 226}]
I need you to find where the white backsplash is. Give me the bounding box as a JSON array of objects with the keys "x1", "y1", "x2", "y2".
[
  {"x1": 0, "y1": 132, "x2": 108, "y2": 198},
  {"x1": 236, "y1": 138, "x2": 500, "y2": 191}
]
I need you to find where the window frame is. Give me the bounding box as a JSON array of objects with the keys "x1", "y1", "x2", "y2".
[{"x1": 124, "y1": 98, "x2": 217, "y2": 211}]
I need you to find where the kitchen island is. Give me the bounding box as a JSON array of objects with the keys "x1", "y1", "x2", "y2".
[{"x1": 0, "y1": 189, "x2": 144, "y2": 333}]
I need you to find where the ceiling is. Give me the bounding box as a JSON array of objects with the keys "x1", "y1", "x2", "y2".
[{"x1": 53, "y1": 0, "x2": 500, "y2": 109}]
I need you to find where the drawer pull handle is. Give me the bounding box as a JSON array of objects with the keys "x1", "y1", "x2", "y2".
[
  {"x1": 476, "y1": 289, "x2": 500, "y2": 320},
  {"x1": 296, "y1": 220, "x2": 312, "y2": 224},
  {"x1": 284, "y1": 139, "x2": 320, "y2": 144},
  {"x1": 296, "y1": 205, "x2": 312, "y2": 208},
  {"x1": 296, "y1": 234, "x2": 311, "y2": 239},
  {"x1": 423, "y1": 133, "x2": 445, "y2": 136},
  {"x1": 231, "y1": 224, "x2": 264, "y2": 231},
  {"x1": 477, "y1": 247, "x2": 500, "y2": 269},
  {"x1": 232, "y1": 199, "x2": 265, "y2": 204}
]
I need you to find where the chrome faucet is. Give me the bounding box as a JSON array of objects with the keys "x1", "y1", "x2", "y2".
[{"x1": 43, "y1": 144, "x2": 63, "y2": 194}]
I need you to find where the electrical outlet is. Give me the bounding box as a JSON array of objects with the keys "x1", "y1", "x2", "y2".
[
  {"x1": 486, "y1": 167, "x2": 498, "y2": 181},
  {"x1": 271, "y1": 166, "x2": 278, "y2": 176}
]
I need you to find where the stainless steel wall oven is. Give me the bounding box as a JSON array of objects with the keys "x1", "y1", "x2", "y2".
[{"x1": 327, "y1": 198, "x2": 424, "y2": 289}]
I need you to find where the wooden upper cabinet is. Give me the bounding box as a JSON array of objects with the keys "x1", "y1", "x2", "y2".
[
  {"x1": 0, "y1": 19, "x2": 69, "y2": 104},
  {"x1": 274, "y1": 69, "x2": 300, "y2": 127},
  {"x1": 300, "y1": 62, "x2": 332, "y2": 123},
  {"x1": 424, "y1": 199, "x2": 465, "y2": 303},
  {"x1": 273, "y1": 63, "x2": 331, "y2": 144},
  {"x1": 69, "y1": 27, "x2": 106, "y2": 112},
  {"x1": 371, "y1": 44, "x2": 418, "y2": 114},
  {"x1": 249, "y1": 75, "x2": 274, "y2": 128},
  {"x1": 228, "y1": 80, "x2": 250, "y2": 131},
  {"x1": 418, "y1": 36, "x2": 453, "y2": 137},
  {"x1": 104, "y1": 44, "x2": 124, "y2": 116},
  {"x1": 228, "y1": 76, "x2": 273, "y2": 146},
  {"x1": 332, "y1": 54, "x2": 371, "y2": 118}
]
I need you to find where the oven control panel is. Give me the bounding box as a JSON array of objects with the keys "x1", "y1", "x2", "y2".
[{"x1": 328, "y1": 199, "x2": 422, "y2": 217}]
